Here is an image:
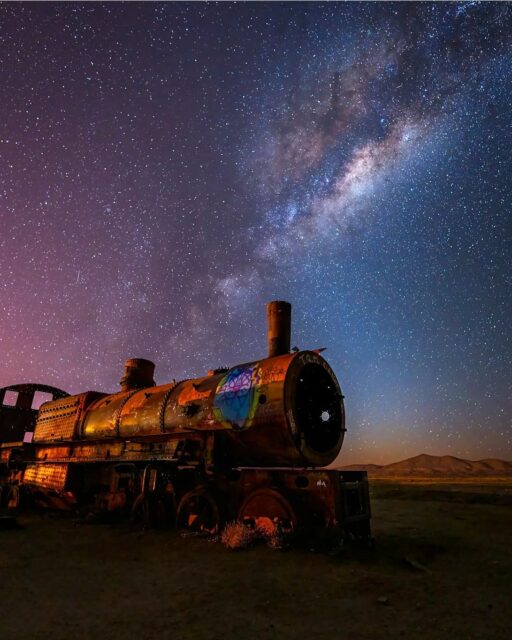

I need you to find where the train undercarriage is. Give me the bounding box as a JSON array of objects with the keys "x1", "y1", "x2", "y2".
[{"x1": 1, "y1": 439, "x2": 371, "y2": 547}]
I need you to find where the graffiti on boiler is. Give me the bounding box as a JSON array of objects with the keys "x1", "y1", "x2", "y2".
[{"x1": 213, "y1": 365, "x2": 261, "y2": 430}]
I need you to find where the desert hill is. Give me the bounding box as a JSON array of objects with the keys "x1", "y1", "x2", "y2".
[
  {"x1": 340, "y1": 453, "x2": 512, "y2": 477},
  {"x1": 339, "y1": 463, "x2": 384, "y2": 473}
]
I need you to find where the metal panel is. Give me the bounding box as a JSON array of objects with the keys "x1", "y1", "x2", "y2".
[
  {"x1": 23, "y1": 463, "x2": 69, "y2": 491},
  {"x1": 34, "y1": 392, "x2": 105, "y2": 442},
  {"x1": 34, "y1": 396, "x2": 82, "y2": 441}
]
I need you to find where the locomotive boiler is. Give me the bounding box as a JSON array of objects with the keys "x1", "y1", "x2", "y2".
[{"x1": 0, "y1": 302, "x2": 371, "y2": 544}]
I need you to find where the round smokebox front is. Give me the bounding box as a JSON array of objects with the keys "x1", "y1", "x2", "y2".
[{"x1": 284, "y1": 351, "x2": 345, "y2": 467}]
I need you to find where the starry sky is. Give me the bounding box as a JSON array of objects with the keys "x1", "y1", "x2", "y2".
[{"x1": 0, "y1": 2, "x2": 510, "y2": 464}]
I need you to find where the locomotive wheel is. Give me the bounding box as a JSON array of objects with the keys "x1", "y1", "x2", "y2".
[
  {"x1": 238, "y1": 488, "x2": 297, "y2": 537},
  {"x1": 177, "y1": 486, "x2": 224, "y2": 536},
  {"x1": 130, "y1": 494, "x2": 152, "y2": 527},
  {"x1": 131, "y1": 492, "x2": 176, "y2": 529}
]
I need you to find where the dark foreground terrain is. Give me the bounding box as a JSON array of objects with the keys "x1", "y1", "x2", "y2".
[{"x1": 1, "y1": 483, "x2": 511, "y2": 640}]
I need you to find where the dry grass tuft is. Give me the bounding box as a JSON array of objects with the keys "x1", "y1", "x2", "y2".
[
  {"x1": 221, "y1": 521, "x2": 258, "y2": 550},
  {"x1": 221, "y1": 520, "x2": 287, "y2": 551}
]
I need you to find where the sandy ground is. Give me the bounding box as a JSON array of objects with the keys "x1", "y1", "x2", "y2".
[{"x1": 1, "y1": 485, "x2": 511, "y2": 640}]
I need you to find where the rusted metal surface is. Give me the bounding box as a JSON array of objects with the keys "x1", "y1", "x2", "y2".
[
  {"x1": 33, "y1": 439, "x2": 187, "y2": 464},
  {"x1": 42, "y1": 350, "x2": 344, "y2": 467},
  {"x1": 23, "y1": 463, "x2": 69, "y2": 492},
  {"x1": 214, "y1": 350, "x2": 345, "y2": 466},
  {"x1": 34, "y1": 391, "x2": 104, "y2": 442},
  {"x1": 235, "y1": 468, "x2": 371, "y2": 539},
  {"x1": 80, "y1": 383, "x2": 186, "y2": 439},
  {"x1": 238, "y1": 487, "x2": 297, "y2": 532},
  {"x1": 119, "y1": 358, "x2": 155, "y2": 392},
  {"x1": 266, "y1": 300, "x2": 291, "y2": 357}
]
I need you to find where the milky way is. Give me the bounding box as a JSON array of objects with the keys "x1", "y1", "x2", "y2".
[{"x1": 0, "y1": 2, "x2": 510, "y2": 463}]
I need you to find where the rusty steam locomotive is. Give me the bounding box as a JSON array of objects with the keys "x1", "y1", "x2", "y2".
[{"x1": 0, "y1": 302, "x2": 371, "y2": 543}]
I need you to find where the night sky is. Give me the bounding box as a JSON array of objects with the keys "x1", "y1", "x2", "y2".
[{"x1": 0, "y1": 2, "x2": 510, "y2": 464}]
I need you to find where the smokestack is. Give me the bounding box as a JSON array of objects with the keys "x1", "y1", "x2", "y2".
[
  {"x1": 266, "y1": 301, "x2": 291, "y2": 358},
  {"x1": 120, "y1": 358, "x2": 155, "y2": 392}
]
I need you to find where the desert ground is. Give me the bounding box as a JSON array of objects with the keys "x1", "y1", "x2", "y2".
[{"x1": 1, "y1": 481, "x2": 511, "y2": 640}]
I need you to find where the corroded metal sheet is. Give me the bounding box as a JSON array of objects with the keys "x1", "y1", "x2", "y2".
[
  {"x1": 80, "y1": 391, "x2": 133, "y2": 439},
  {"x1": 34, "y1": 392, "x2": 105, "y2": 442},
  {"x1": 119, "y1": 383, "x2": 181, "y2": 437},
  {"x1": 35, "y1": 445, "x2": 71, "y2": 460},
  {"x1": 235, "y1": 468, "x2": 371, "y2": 534},
  {"x1": 33, "y1": 439, "x2": 183, "y2": 464},
  {"x1": 79, "y1": 355, "x2": 294, "y2": 445},
  {"x1": 34, "y1": 396, "x2": 81, "y2": 441},
  {"x1": 23, "y1": 463, "x2": 69, "y2": 491}
]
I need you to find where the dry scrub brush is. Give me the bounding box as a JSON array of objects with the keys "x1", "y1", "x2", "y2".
[{"x1": 221, "y1": 519, "x2": 287, "y2": 550}]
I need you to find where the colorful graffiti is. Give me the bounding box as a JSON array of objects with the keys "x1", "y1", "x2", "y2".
[{"x1": 213, "y1": 365, "x2": 261, "y2": 430}]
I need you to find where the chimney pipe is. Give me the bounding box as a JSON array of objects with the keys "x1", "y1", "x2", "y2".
[
  {"x1": 120, "y1": 358, "x2": 155, "y2": 392},
  {"x1": 266, "y1": 300, "x2": 291, "y2": 358}
]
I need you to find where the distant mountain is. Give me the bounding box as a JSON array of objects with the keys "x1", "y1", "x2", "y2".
[
  {"x1": 339, "y1": 463, "x2": 383, "y2": 472},
  {"x1": 340, "y1": 454, "x2": 512, "y2": 477}
]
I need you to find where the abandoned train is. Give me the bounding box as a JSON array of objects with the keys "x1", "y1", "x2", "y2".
[{"x1": 0, "y1": 301, "x2": 371, "y2": 542}]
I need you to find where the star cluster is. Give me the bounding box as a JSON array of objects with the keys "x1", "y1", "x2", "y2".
[{"x1": 0, "y1": 2, "x2": 510, "y2": 463}]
